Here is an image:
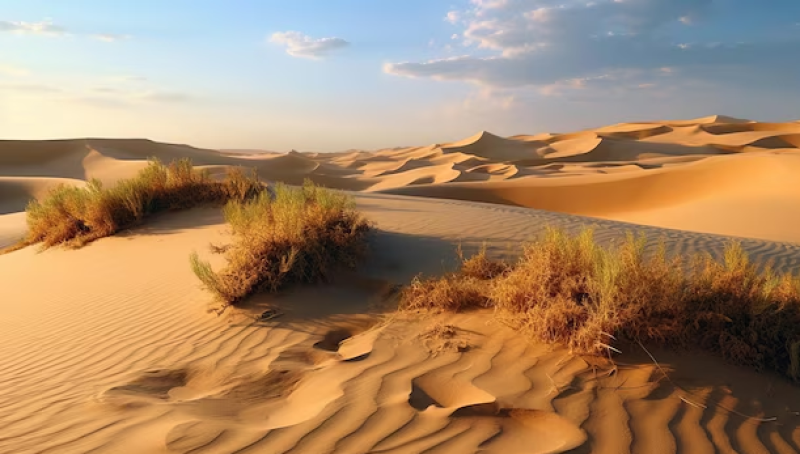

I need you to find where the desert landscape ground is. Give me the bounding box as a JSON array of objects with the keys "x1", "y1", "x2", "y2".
[{"x1": 3, "y1": 115, "x2": 800, "y2": 453}]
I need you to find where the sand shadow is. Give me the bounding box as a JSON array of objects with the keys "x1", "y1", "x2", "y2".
[{"x1": 116, "y1": 207, "x2": 228, "y2": 240}]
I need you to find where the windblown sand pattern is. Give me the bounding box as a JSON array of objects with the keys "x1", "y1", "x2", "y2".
[{"x1": 2, "y1": 115, "x2": 800, "y2": 453}]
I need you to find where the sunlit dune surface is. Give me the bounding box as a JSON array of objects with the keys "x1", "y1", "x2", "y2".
[
  {"x1": 3, "y1": 115, "x2": 800, "y2": 453},
  {"x1": 6, "y1": 115, "x2": 800, "y2": 241}
]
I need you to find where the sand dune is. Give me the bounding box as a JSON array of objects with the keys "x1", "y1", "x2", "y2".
[
  {"x1": 3, "y1": 116, "x2": 800, "y2": 453},
  {"x1": 4, "y1": 117, "x2": 800, "y2": 242},
  {"x1": 3, "y1": 197, "x2": 800, "y2": 453},
  {"x1": 0, "y1": 176, "x2": 86, "y2": 214}
]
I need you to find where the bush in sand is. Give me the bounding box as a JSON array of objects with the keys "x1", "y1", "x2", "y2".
[
  {"x1": 190, "y1": 180, "x2": 371, "y2": 306},
  {"x1": 401, "y1": 228, "x2": 800, "y2": 381},
  {"x1": 4, "y1": 158, "x2": 263, "y2": 251}
]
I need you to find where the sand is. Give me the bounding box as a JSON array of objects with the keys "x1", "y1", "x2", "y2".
[{"x1": 2, "y1": 116, "x2": 800, "y2": 453}]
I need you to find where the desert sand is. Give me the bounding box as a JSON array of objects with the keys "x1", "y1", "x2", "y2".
[{"x1": 2, "y1": 115, "x2": 800, "y2": 453}]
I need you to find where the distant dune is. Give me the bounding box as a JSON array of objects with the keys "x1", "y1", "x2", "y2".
[
  {"x1": 3, "y1": 116, "x2": 800, "y2": 453},
  {"x1": 3, "y1": 115, "x2": 800, "y2": 242}
]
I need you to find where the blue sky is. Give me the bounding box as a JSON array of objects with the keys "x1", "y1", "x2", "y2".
[{"x1": 2, "y1": 0, "x2": 800, "y2": 151}]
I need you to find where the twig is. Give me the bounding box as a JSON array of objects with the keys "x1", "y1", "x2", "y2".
[
  {"x1": 546, "y1": 372, "x2": 562, "y2": 394},
  {"x1": 680, "y1": 396, "x2": 707, "y2": 409}
]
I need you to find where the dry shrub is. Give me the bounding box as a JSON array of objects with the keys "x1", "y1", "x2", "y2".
[
  {"x1": 6, "y1": 158, "x2": 263, "y2": 251},
  {"x1": 401, "y1": 227, "x2": 800, "y2": 381},
  {"x1": 190, "y1": 180, "x2": 371, "y2": 306},
  {"x1": 401, "y1": 275, "x2": 490, "y2": 313},
  {"x1": 400, "y1": 244, "x2": 502, "y2": 313},
  {"x1": 458, "y1": 243, "x2": 509, "y2": 280}
]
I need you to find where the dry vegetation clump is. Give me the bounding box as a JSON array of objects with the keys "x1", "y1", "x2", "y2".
[
  {"x1": 401, "y1": 244, "x2": 504, "y2": 313},
  {"x1": 190, "y1": 180, "x2": 371, "y2": 306},
  {"x1": 5, "y1": 158, "x2": 263, "y2": 251},
  {"x1": 402, "y1": 275, "x2": 490, "y2": 313},
  {"x1": 400, "y1": 227, "x2": 800, "y2": 381},
  {"x1": 457, "y1": 243, "x2": 510, "y2": 280}
]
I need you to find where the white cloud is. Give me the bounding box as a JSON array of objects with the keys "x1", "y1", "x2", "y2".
[
  {"x1": 385, "y1": 0, "x2": 800, "y2": 91},
  {"x1": 445, "y1": 11, "x2": 461, "y2": 24},
  {"x1": 269, "y1": 31, "x2": 349, "y2": 59},
  {"x1": 0, "y1": 20, "x2": 67, "y2": 36}
]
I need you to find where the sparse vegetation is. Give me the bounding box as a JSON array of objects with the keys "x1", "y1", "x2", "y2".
[
  {"x1": 401, "y1": 228, "x2": 800, "y2": 381},
  {"x1": 4, "y1": 158, "x2": 263, "y2": 251},
  {"x1": 190, "y1": 180, "x2": 371, "y2": 306}
]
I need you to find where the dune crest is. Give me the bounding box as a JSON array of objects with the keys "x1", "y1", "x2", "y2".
[{"x1": 2, "y1": 115, "x2": 800, "y2": 243}]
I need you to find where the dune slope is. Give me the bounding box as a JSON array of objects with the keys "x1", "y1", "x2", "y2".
[
  {"x1": 2, "y1": 196, "x2": 800, "y2": 453},
  {"x1": 4, "y1": 116, "x2": 800, "y2": 242}
]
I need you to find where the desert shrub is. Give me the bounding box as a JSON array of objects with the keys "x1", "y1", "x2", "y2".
[
  {"x1": 190, "y1": 180, "x2": 371, "y2": 306},
  {"x1": 400, "y1": 227, "x2": 800, "y2": 381},
  {"x1": 6, "y1": 159, "x2": 263, "y2": 251},
  {"x1": 401, "y1": 275, "x2": 490, "y2": 313},
  {"x1": 457, "y1": 243, "x2": 509, "y2": 280}
]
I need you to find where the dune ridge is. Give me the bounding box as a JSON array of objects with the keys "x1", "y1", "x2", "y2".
[
  {"x1": 3, "y1": 115, "x2": 800, "y2": 453},
  {"x1": 6, "y1": 115, "x2": 800, "y2": 242}
]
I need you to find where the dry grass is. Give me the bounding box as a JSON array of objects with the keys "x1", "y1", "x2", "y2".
[
  {"x1": 3, "y1": 158, "x2": 263, "y2": 252},
  {"x1": 190, "y1": 180, "x2": 371, "y2": 306},
  {"x1": 400, "y1": 227, "x2": 800, "y2": 381}
]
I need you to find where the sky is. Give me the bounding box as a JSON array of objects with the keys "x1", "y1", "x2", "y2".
[{"x1": 2, "y1": 0, "x2": 800, "y2": 152}]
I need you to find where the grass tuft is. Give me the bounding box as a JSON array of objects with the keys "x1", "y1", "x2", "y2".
[
  {"x1": 190, "y1": 180, "x2": 371, "y2": 306},
  {"x1": 400, "y1": 227, "x2": 800, "y2": 381},
  {"x1": 4, "y1": 158, "x2": 264, "y2": 251}
]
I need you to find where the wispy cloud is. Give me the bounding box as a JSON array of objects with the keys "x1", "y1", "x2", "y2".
[
  {"x1": 0, "y1": 20, "x2": 67, "y2": 36},
  {"x1": 2, "y1": 72, "x2": 192, "y2": 105},
  {"x1": 269, "y1": 31, "x2": 349, "y2": 59},
  {"x1": 0, "y1": 19, "x2": 130, "y2": 42},
  {"x1": 72, "y1": 89, "x2": 195, "y2": 108}
]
